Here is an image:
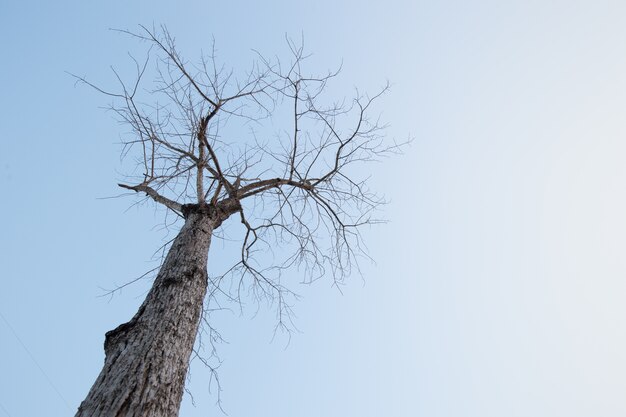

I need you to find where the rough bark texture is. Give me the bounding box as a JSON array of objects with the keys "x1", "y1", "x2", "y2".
[{"x1": 76, "y1": 203, "x2": 236, "y2": 417}]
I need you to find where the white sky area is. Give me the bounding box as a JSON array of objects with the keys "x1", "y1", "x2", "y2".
[{"x1": 2, "y1": 1, "x2": 626, "y2": 416}]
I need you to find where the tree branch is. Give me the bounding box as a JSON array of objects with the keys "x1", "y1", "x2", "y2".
[{"x1": 118, "y1": 183, "x2": 183, "y2": 214}]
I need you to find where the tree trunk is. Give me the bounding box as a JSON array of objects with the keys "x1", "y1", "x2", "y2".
[{"x1": 76, "y1": 204, "x2": 231, "y2": 417}]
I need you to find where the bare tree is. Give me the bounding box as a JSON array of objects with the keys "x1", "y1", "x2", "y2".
[{"x1": 74, "y1": 25, "x2": 402, "y2": 417}]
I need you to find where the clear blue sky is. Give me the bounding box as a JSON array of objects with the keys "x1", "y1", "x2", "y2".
[{"x1": 2, "y1": 1, "x2": 626, "y2": 416}]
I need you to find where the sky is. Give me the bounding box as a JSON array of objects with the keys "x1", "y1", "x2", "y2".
[{"x1": 2, "y1": 1, "x2": 626, "y2": 416}]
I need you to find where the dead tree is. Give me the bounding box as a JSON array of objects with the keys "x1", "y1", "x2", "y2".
[{"x1": 74, "y1": 26, "x2": 401, "y2": 417}]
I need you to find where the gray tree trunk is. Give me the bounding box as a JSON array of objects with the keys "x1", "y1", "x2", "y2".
[{"x1": 76, "y1": 204, "x2": 230, "y2": 417}]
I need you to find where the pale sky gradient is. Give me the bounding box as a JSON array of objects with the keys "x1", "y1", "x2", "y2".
[{"x1": 2, "y1": 1, "x2": 626, "y2": 416}]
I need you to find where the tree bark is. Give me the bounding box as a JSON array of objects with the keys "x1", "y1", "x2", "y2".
[{"x1": 76, "y1": 204, "x2": 231, "y2": 417}]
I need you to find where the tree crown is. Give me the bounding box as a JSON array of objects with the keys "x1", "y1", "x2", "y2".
[{"x1": 75, "y1": 23, "x2": 404, "y2": 342}]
